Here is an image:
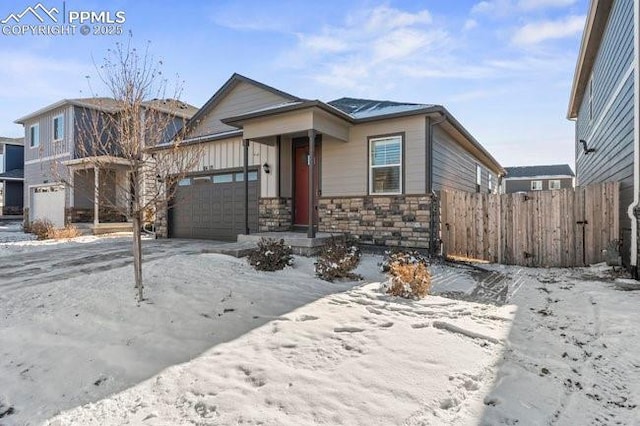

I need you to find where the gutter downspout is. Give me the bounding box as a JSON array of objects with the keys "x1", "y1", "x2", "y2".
[{"x1": 628, "y1": 0, "x2": 640, "y2": 275}]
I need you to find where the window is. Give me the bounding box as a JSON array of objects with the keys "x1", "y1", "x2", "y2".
[
  {"x1": 549, "y1": 180, "x2": 561, "y2": 190},
  {"x1": 488, "y1": 174, "x2": 493, "y2": 194},
  {"x1": 29, "y1": 124, "x2": 39, "y2": 148},
  {"x1": 531, "y1": 180, "x2": 543, "y2": 191},
  {"x1": 476, "y1": 165, "x2": 482, "y2": 193},
  {"x1": 369, "y1": 135, "x2": 402, "y2": 194},
  {"x1": 178, "y1": 178, "x2": 191, "y2": 186},
  {"x1": 53, "y1": 115, "x2": 64, "y2": 141},
  {"x1": 235, "y1": 171, "x2": 258, "y2": 181},
  {"x1": 212, "y1": 174, "x2": 233, "y2": 183}
]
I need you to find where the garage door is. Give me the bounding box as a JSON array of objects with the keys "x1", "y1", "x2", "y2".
[
  {"x1": 31, "y1": 185, "x2": 66, "y2": 227},
  {"x1": 170, "y1": 170, "x2": 259, "y2": 240}
]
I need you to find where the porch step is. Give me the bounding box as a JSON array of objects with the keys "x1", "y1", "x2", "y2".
[{"x1": 237, "y1": 232, "x2": 343, "y2": 256}]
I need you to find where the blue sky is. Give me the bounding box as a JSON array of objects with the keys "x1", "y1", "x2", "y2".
[{"x1": 0, "y1": 0, "x2": 588, "y2": 168}]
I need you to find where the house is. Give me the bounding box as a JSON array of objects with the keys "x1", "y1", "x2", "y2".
[
  {"x1": 567, "y1": 0, "x2": 639, "y2": 272},
  {"x1": 15, "y1": 98, "x2": 197, "y2": 231},
  {"x1": 153, "y1": 73, "x2": 504, "y2": 251},
  {"x1": 501, "y1": 164, "x2": 575, "y2": 193},
  {"x1": 0, "y1": 137, "x2": 24, "y2": 216}
]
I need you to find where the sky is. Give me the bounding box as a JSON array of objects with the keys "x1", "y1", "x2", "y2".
[{"x1": 0, "y1": 0, "x2": 588, "y2": 169}]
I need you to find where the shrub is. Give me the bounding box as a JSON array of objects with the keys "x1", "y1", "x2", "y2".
[
  {"x1": 25, "y1": 219, "x2": 55, "y2": 240},
  {"x1": 380, "y1": 249, "x2": 429, "y2": 272},
  {"x1": 315, "y1": 236, "x2": 362, "y2": 282},
  {"x1": 50, "y1": 224, "x2": 81, "y2": 239},
  {"x1": 383, "y1": 250, "x2": 432, "y2": 299},
  {"x1": 23, "y1": 220, "x2": 80, "y2": 240},
  {"x1": 247, "y1": 238, "x2": 293, "y2": 271}
]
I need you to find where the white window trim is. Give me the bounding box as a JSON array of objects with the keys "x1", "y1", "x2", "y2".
[
  {"x1": 53, "y1": 114, "x2": 64, "y2": 141},
  {"x1": 531, "y1": 180, "x2": 543, "y2": 191},
  {"x1": 29, "y1": 123, "x2": 40, "y2": 148},
  {"x1": 549, "y1": 180, "x2": 561, "y2": 190},
  {"x1": 369, "y1": 135, "x2": 402, "y2": 195}
]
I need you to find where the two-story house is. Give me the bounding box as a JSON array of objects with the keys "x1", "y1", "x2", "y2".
[
  {"x1": 567, "y1": 0, "x2": 639, "y2": 273},
  {"x1": 15, "y1": 98, "x2": 196, "y2": 231},
  {"x1": 502, "y1": 164, "x2": 575, "y2": 194},
  {"x1": 0, "y1": 137, "x2": 24, "y2": 216}
]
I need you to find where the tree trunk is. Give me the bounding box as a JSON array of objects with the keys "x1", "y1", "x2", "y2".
[{"x1": 132, "y1": 212, "x2": 143, "y2": 302}]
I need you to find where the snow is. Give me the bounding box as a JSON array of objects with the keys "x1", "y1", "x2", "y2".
[{"x1": 1, "y1": 236, "x2": 639, "y2": 425}]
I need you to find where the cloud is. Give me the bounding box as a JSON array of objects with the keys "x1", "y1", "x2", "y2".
[
  {"x1": 471, "y1": 0, "x2": 514, "y2": 16},
  {"x1": 512, "y1": 14, "x2": 585, "y2": 45},
  {"x1": 517, "y1": 0, "x2": 577, "y2": 11},
  {"x1": 463, "y1": 19, "x2": 478, "y2": 31}
]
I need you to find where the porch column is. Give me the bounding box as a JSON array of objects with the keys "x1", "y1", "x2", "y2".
[
  {"x1": 243, "y1": 139, "x2": 250, "y2": 235},
  {"x1": 93, "y1": 166, "x2": 100, "y2": 226},
  {"x1": 308, "y1": 129, "x2": 316, "y2": 238}
]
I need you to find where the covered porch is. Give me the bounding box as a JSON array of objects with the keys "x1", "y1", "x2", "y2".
[
  {"x1": 223, "y1": 101, "x2": 351, "y2": 239},
  {"x1": 64, "y1": 157, "x2": 133, "y2": 234}
]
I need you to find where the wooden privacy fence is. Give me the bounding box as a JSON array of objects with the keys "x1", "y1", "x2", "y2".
[{"x1": 440, "y1": 182, "x2": 620, "y2": 267}]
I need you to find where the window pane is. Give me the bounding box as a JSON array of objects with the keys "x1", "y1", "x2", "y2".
[
  {"x1": 30, "y1": 125, "x2": 39, "y2": 147},
  {"x1": 178, "y1": 178, "x2": 191, "y2": 186},
  {"x1": 213, "y1": 174, "x2": 233, "y2": 183},
  {"x1": 54, "y1": 117, "x2": 64, "y2": 140},
  {"x1": 371, "y1": 166, "x2": 400, "y2": 193},
  {"x1": 371, "y1": 137, "x2": 401, "y2": 166},
  {"x1": 235, "y1": 171, "x2": 258, "y2": 182}
]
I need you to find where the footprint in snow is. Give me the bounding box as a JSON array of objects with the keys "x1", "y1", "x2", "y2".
[{"x1": 334, "y1": 327, "x2": 364, "y2": 333}]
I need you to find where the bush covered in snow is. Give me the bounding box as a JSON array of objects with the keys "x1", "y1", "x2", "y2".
[
  {"x1": 247, "y1": 238, "x2": 293, "y2": 271},
  {"x1": 383, "y1": 250, "x2": 431, "y2": 299},
  {"x1": 315, "y1": 236, "x2": 362, "y2": 282}
]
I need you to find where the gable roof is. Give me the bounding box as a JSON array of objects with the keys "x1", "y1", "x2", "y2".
[
  {"x1": 185, "y1": 73, "x2": 300, "y2": 133},
  {"x1": 504, "y1": 164, "x2": 575, "y2": 178},
  {"x1": 567, "y1": 0, "x2": 614, "y2": 119},
  {"x1": 15, "y1": 97, "x2": 197, "y2": 124}
]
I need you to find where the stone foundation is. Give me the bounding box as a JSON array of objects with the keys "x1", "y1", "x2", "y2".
[
  {"x1": 318, "y1": 195, "x2": 435, "y2": 249},
  {"x1": 259, "y1": 198, "x2": 292, "y2": 232},
  {"x1": 155, "y1": 201, "x2": 169, "y2": 238}
]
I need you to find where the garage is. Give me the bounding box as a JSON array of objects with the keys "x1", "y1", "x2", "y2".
[
  {"x1": 30, "y1": 184, "x2": 66, "y2": 227},
  {"x1": 170, "y1": 170, "x2": 259, "y2": 240}
]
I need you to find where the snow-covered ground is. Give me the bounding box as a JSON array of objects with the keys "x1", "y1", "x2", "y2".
[{"x1": 0, "y1": 234, "x2": 639, "y2": 425}]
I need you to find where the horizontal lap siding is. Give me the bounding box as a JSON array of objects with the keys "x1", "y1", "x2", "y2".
[
  {"x1": 575, "y1": 0, "x2": 634, "y2": 265},
  {"x1": 432, "y1": 126, "x2": 494, "y2": 193},
  {"x1": 322, "y1": 116, "x2": 426, "y2": 196},
  {"x1": 23, "y1": 105, "x2": 73, "y2": 162},
  {"x1": 189, "y1": 82, "x2": 291, "y2": 137}
]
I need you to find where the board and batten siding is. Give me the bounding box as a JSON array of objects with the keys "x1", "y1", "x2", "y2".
[
  {"x1": 23, "y1": 105, "x2": 73, "y2": 209},
  {"x1": 321, "y1": 116, "x2": 426, "y2": 196},
  {"x1": 188, "y1": 81, "x2": 292, "y2": 138},
  {"x1": 432, "y1": 126, "x2": 496, "y2": 193},
  {"x1": 575, "y1": 0, "x2": 635, "y2": 265},
  {"x1": 194, "y1": 137, "x2": 278, "y2": 198}
]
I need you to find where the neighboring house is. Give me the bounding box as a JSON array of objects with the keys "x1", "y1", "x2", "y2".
[
  {"x1": 567, "y1": 0, "x2": 639, "y2": 272},
  {"x1": 0, "y1": 137, "x2": 24, "y2": 216},
  {"x1": 153, "y1": 73, "x2": 504, "y2": 251},
  {"x1": 15, "y1": 98, "x2": 197, "y2": 230},
  {"x1": 502, "y1": 164, "x2": 575, "y2": 193}
]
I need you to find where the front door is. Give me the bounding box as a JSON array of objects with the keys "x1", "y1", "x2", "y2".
[{"x1": 294, "y1": 139, "x2": 320, "y2": 225}]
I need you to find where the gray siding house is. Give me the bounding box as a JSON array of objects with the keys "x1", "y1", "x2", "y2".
[
  {"x1": 502, "y1": 164, "x2": 575, "y2": 194},
  {"x1": 15, "y1": 98, "x2": 196, "y2": 230},
  {"x1": 155, "y1": 73, "x2": 504, "y2": 251},
  {"x1": 0, "y1": 137, "x2": 24, "y2": 216},
  {"x1": 568, "y1": 0, "x2": 639, "y2": 272}
]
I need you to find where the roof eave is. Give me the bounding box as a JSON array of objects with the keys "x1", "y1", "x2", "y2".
[
  {"x1": 567, "y1": 0, "x2": 614, "y2": 119},
  {"x1": 221, "y1": 101, "x2": 354, "y2": 127}
]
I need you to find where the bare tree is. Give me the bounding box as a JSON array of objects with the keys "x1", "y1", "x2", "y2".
[{"x1": 59, "y1": 38, "x2": 203, "y2": 302}]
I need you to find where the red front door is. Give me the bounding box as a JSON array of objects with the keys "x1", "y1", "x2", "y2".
[{"x1": 294, "y1": 142, "x2": 320, "y2": 225}]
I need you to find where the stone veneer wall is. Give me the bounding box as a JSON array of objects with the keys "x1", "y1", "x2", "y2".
[
  {"x1": 318, "y1": 195, "x2": 435, "y2": 249},
  {"x1": 155, "y1": 201, "x2": 169, "y2": 238},
  {"x1": 259, "y1": 198, "x2": 292, "y2": 232}
]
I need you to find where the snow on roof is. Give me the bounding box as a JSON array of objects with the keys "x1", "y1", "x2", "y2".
[{"x1": 328, "y1": 97, "x2": 435, "y2": 119}]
